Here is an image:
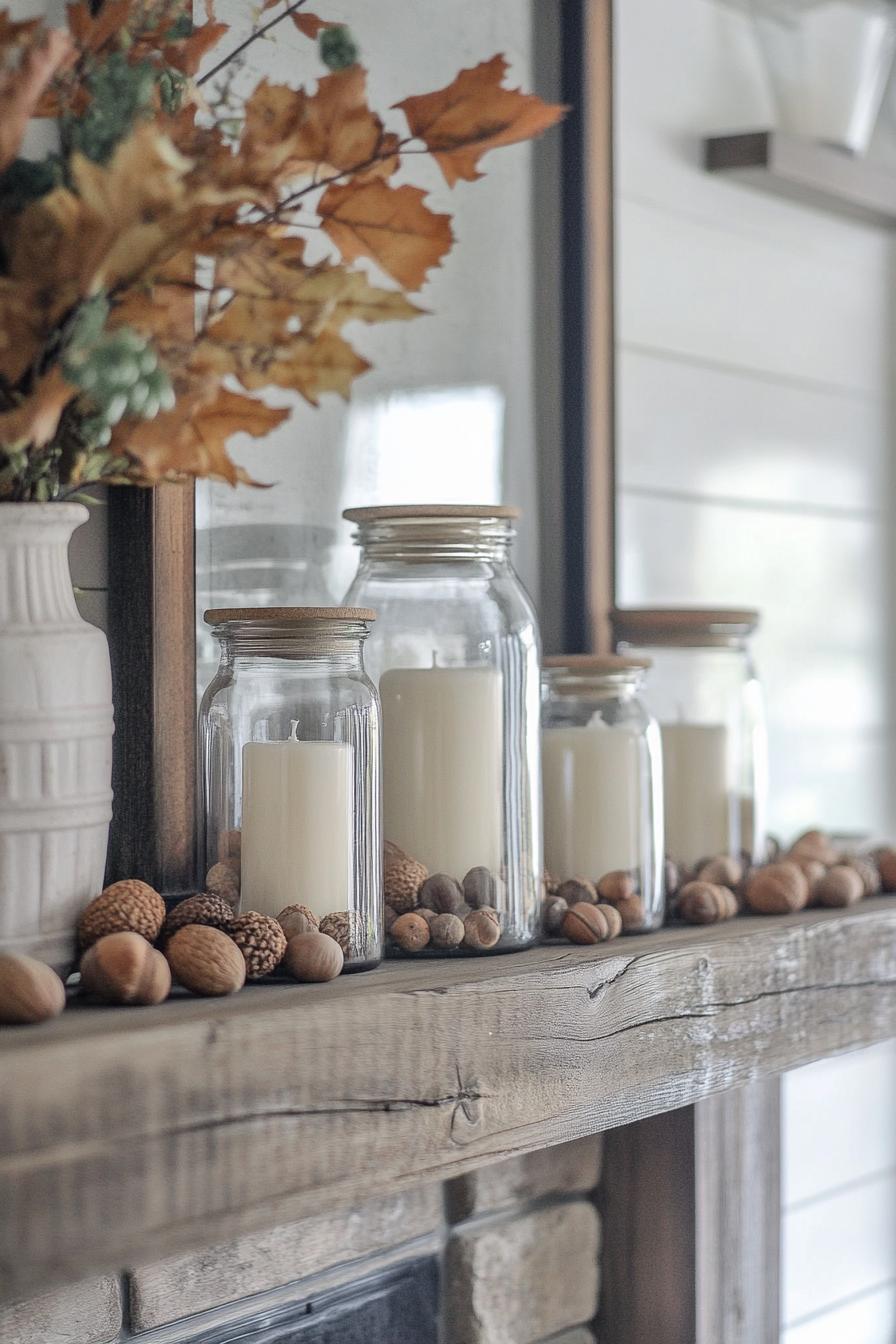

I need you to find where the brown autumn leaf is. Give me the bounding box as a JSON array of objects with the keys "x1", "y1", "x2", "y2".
[
  {"x1": 65, "y1": 0, "x2": 131, "y2": 54},
  {"x1": 0, "y1": 367, "x2": 77, "y2": 450},
  {"x1": 292, "y1": 12, "x2": 336, "y2": 38},
  {"x1": 164, "y1": 20, "x2": 228, "y2": 76},
  {"x1": 111, "y1": 283, "x2": 196, "y2": 355},
  {"x1": 118, "y1": 386, "x2": 285, "y2": 485},
  {"x1": 0, "y1": 27, "x2": 73, "y2": 173},
  {"x1": 319, "y1": 179, "x2": 452, "y2": 291},
  {"x1": 0, "y1": 11, "x2": 41, "y2": 49},
  {"x1": 395, "y1": 54, "x2": 566, "y2": 187},
  {"x1": 0, "y1": 279, "x2": 44, "y2": 383}
]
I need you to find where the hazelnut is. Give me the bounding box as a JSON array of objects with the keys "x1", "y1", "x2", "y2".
[
  {"x1": 462, "y1": 866, "x2": 497, "y2": 908},
  {"x1": 166, "y1": 925, "x2": 246, "y2": 996},
  {"x1": 277, "y1": 904, "x2": 320, "y2": 940},
  {"x1": 556, "y1": 877, "x2": 598, "y2": 906},
  {"x1": 877, "y1": 848, "x2": 896, "y2": 892},
  {"x1": 384, "y1": 841, "x2": 427, "y2": 913},
  {"x1": 611, "y1": 894, "x2": 646, "y2": 932},
  {"x1": 562, "y1": 902, "x2": 619, "y2": 945},
  {"x1": 0, "y1": 952, "x2": 66, "y2": 1025},
  {"x1": 677, "y1": 881, "x2": 738, "y2": 925},
  {"x1": 788, "y1": 829, "x2": 837, "y2": 867},
  {"x1": 430, "y1": 912, "x2": 465, "y2": 950},
  {"x1": 283, "y1": 932, "x2": 344, "y2": 982},
  {"x1": 79, "y1": 932, "x2": 171, "y2": 1006},
  {"x1": 160, "y1": 894, "x2": 233, "y2": 944},
  {"x1": 745, "y1": 862, "x2": 809, "y2": 915},
  {"x1": 814, "y1": 865, "x2": 864, "y2": 909},
  {"x1": 205, "y1": 862, "x2": 240, "y2": 909},
  {"x1": 841, "y1": 855, "x2": 881, "y2": 897},
  {"x1": 419, "y1": 873, "x2": 465, "y2": 913},
  {"x1": 696, "y1": 855, "x2": 744, "y2": 889},
  {"x1": 391, "y1": 912, "x2": 431, "y2": 953},
  {"x1": 228, "y1": 912, "x2": 287, "y2": 978},
  {"x1": 77, "y1": 879, "x2": 165, "y2": 951},
  {"x1": 462, "y1": 908, "x2": 501, "y2": 951},
  {"x1": 596, "y1": 870, "x2": 636, "y2": 904},
  {"x1": 542, "y1": 895, "x2": 568, "y2": 936}
]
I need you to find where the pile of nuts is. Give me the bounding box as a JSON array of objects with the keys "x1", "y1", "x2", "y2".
[
  {"x1": 0, "y1": 832, "x2": 350, "y2": 1027},
  {"x1": 542, "y1": 870, "x2": 644, "y2": 946},
  {"x1": 384, "y1": 842, "x2": 505, "y2": 953}
]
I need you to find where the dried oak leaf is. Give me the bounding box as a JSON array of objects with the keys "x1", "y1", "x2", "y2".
[
  {"x1": 395, "y1": 54, "x2": 566, "y2": 187},
  {"x1": 319, "y1": 180, "x2": 453, "y2": 292},
  {"x1": 65, "y1": 1, "x2": 132, "y2": 55},
  {"x1": 163, "y1": 21, "x2": 229, "y2": 76},
  {"x1": 0, "y1": 367, "x2": 77, "y2": 450},
  {"x1": 116, "y1": 386, "x2": 285, "y2": 484},
  {"x1": 111, "y1": 283, "x2": 196, "y2": 355},
  {"x1": 291, "y1": 12, "x2": 337, "y2": 38},
  {"x1": 0, "y1": 27, "x2": 73, "y2": 174}
]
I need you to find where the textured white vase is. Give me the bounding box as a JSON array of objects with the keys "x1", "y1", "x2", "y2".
[{"x1": 0, "y1": 503, "x2": 113, "y2": 972}]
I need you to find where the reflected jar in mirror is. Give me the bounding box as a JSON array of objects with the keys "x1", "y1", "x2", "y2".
[
  {"x1": 613, "y1": 609, "x2": 768, "y2": 873},
  {"x1": 342, "y1": 506, "x2": 542, "y2": 955},
  {"x1": 199, "y1": 607, "x2": 382, "y2": 971},
  {"x1": 541, "y1": 657, "x2": 665, "y2": 933}
]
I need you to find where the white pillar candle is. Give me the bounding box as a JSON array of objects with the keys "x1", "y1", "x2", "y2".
[
  {"x1": 380, "y1": 665, "x2": 503, "y2": 877},
  {"x1": 241, "y1": 726, "x2": 354, "y2": 919},
  {"x1": 660, "y1": 723, "x2": 731, "y2": 865},
  {"x1": 542, "y1": 721, "x2": 642, "y2": 879}
]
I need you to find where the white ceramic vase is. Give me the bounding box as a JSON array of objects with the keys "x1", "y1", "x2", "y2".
[{"x1": 0, "y1": 503, "x2": 114, "y2": 972}]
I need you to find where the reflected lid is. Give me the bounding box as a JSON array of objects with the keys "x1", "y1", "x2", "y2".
[{"x1": 612, "y1": 607, "x2": 759, "y2": 648}]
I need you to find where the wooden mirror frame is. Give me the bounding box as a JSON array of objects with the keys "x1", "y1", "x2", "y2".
[{"x1": 102, "y1": 0, "x2": 617, "y2": 900}]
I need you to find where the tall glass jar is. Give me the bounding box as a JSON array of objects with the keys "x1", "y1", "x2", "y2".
[
  {"x1": 342, "y1": 506, "x2": 542, "y2": 955},
  {"x1": 541, "y1": 657, "x2": 664, "y2": 933},
  {"x1": 613, "y1": 608, "x2": 767, "y2": 872},
  {"x1": 199, "y1": 608, "x2": 382, "y2": 971}
]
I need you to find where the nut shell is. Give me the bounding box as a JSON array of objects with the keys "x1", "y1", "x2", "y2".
[
  {"x1": 556, "y1": 877, "x2": 598, "y2": 906},
  {"x1": 542, "y1": 895, "x2": 568, "y2": 936},
  {"x1": 277, "y1": 904, "x2": 320, "y2": 940},
  {"x1": 877, "y1": 848, "x2": 896, "y2": 892},
  {"x1": 161, "y1": 894, "x2": 233, "y2": 943},
  {"x1": 205, "y1": 862, "x2": 240, "y2": 909},
  {"x1": 462, "y1": 907, "x2": 501, "y2": 951},
  {"x1": 217, "y1": 828, "x2": 242, "y2": 864},
  {"x1": 80, "y1": 932, "x2": 171, "y2": 1005},
  {"x1": 562, "y1": 902, "x2": 619, "y2": 945},
  {"x1": 745, "y1": 862, "x2": 809, "y2": 915},
  {"x1": 228, "y1": 912, "x2": 287, "y2": 979},
  {"x1": 430, "y1": 912, "x2": 465, "y2": 949},
  {"x1": 318, "y1": 910, "x2": 360, "y2": 958},
  {"x1": 419, "y1": 873, "x2": 465, "y2": 913},
  {"x1": 0, "y1": 952, "x2": 66, "y2": 1025},
  {"x1": 814, "y1": 864, "x2": 864, "y2": 909},
  {"x1": 391, "y1": 912, "x2": 431, "y2": 953},
  {"x1": 609, "y1": 893, "x2": 646, "y2": 932},
  {"x1": 77, "y1": 879, "x2": 165, "y2": 951},
  {"x1": 384, "y1": 841, "x2": 427, "y2": 913},
  {"x1": 462, "y1": 867, "x2": 497, "y2": 909},
  {"x1": 788, "y1": 829, "x2": 837, "y2": 867},
  {"x1": 283, "y1": 932, "x2": 344, "y2": 982},
  {"x1": 696, "y1": 856, "x2": 744, "y2": 889},
  {"x1": 166, "y1": 925, "x2": 246, "y2": 996},
  {"x1": 677, "y1": 882, "x2": 738, "y2": 925},
  {"x1": 596, "y1": 871, "x2": 635, "y2": 904}
]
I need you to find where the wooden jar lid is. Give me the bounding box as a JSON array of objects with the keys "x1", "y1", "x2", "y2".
[
  {"x1": 204, "y1": 606, "x2": 376, "y2": 624},
  {"x1": 342, "y1": 504, "x2": 521, "y2": 522},
  {"x1": 543, "y1": 654, "x2": 652, "y2": 673},
  {"x1": 612, "y1": 607, "x2": 759, "y2": 644}
]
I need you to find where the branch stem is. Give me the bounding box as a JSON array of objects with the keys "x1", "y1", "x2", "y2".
[{"x1": 197, "y1": 0, "x2": 310, "y2": 88}]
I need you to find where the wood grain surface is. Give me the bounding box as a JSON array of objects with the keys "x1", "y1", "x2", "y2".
[{"x1": 1, "y1": 901, "x2": 895, "y2": 1301}]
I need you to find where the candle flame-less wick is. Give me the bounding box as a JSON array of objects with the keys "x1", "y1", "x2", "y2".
[{"x1": 289, "y1": 719, "x2": 300, "y2": 742}]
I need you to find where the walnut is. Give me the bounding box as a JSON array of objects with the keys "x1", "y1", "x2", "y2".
[
  {"x1": 384, "y1": 841, "x2": 427, "y2": 913},
  {"x1": 277, "y1": 904, "x2": 320, "y2": 940},
  {"x1": 77, "y1": 879, "x2": 166, "y2": 951},
  {"x1": 462, "y1": 908, "x2": 501, "y2": 951},
  {"x1": 160, "y1": 894, "x2": 233, "y2": 944},
  {"x1": 813, "y1": 865, "x2": 864, "y2": 909},
  {"x1": 0, "y1": 952, "x2": 66, "y2": 1025},
  {"x1": 596, "y1": 870, "x2": 636, "y2": 904},
  {"x1": 677, "y1": 881, "x2": 738, "y2": 925},
  {"x1": 283, "y1": 932, "x2": 344, "y2": 982},
  {"x1": 542, "y1": 895, "x2": 568, "y2": 936},
  {"x1": 562, "y1": 902, "x2": 619, "y2": 944},
  {"x1": 228, "y1": 912, "x2": 287, "y2": 978},
  {"x1": 391, "y1": 912, "x2": 431, "y2": 953},
  {"x1": 430, "y1": 912, "x2": 465, "y2": 949},
  {"x1": 205, "y1": 862, "x2": 240, "y2": 909},
  {"x1": 745, "y1": 862, "x2": 809, "y2": 915},
  {"x1": 319, "y1": 910, "x2": 362, "y2": 958},
  {"x1": 79, "y1": 932, "x2": 171, "y2": 1006},
  {"x1": 556, "y1": 877, "x2": 598, "y2": 906},
  {"x1": 166, "y1": 925, "x2": 246, "y2": 996},
  {"x1": 419, "y1": 873, "x2": 465, "y2": 913}
]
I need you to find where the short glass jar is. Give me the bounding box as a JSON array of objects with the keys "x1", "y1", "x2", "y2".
[
  {"x1": 199, "y1": 607, "x2": 382, "y2": 971},
  {"x1": 541, "y1": 656, "x2": 665, "y2": 933},
  {"x1": 342, "y1": 505, "x2": 542, "y2": 955},
  {"x1": 612, "y1": 608, "x2": 768, "y2": 872}
]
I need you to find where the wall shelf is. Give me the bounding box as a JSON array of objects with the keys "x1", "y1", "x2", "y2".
[
  {"x1": 3, "y1": 898, "x2": 896, "y2": 1301},
  {"x1": 704, "y1": 130, "x2": 896, "y2": 228}
]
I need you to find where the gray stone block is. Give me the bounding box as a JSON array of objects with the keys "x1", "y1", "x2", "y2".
[
  {"x1": 445, "y1": 1135, "x2": 603, "y2": 1222},
  {"x1": 0, "y1": 1276, "x2": 121, "y2": 1344}
]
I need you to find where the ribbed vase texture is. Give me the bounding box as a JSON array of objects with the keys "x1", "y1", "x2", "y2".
[{"x1": 0, "y1": 503, "x2": 113, "y2": 971}]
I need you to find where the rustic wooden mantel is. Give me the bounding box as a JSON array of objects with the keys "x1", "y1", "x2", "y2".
[{"x1": 2, "y1": 898, "x2": 896, "y2": 1302}]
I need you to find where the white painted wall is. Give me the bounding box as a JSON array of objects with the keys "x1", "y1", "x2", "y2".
[{"x1": 613, "y1": 1, "x2": 896, "y2": 1338}]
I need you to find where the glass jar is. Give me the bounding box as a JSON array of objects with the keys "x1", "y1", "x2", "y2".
[
  {"x1": 541, "y1": 656, "x2": 664, "y2": 933},
  {"x1": 199, "y1": 607, "x2": 382, "y2": 971},
  {"x1": 342, "y1": 506, "x2": 542, "y2": 954},
  {"x1": 613, "y1": 608, "x2": 768, "y2": 872}
]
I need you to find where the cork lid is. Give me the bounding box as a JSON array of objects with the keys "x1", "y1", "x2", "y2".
[
  {"x1": 204, "y1": 606, "x2": 375, "y2": 625},
  {"x1": 612, "y1": 607, "x2": 759, "y2": 646},
  {"x1": 342, "y1": 504, "x2": 521, "y2": 522},
  {"x1": 543, "y1": 654, "x2": 652, "y2": 673}
]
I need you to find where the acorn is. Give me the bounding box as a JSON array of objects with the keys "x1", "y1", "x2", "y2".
[
  {"x1": 562, "y1": 902, "x2": 620, "y2": 945},
  {"x1": 556, "y1": 877, "x2": 598, "y2": 906},
  {"x1": 813, "y1": 865, "x2": 864, "y2": 909},
  {"x1": 745, "y1": 862, "x2": 809, "y2": 915},
  {"x1": 77, "y1": 880, "x2": 166, "y2": 951},
  {"x1": 841, "y1": 855, "x2": 881, "y2": 898},
  {"x1": 788, "y1": 829, "x2": 837, "y2": 867},
  {"x1": 228, "y1": 912, "x2": 287, "y2": 978},
  {"x1": 384, "y1": 842, "x2": 427, "y2": 913},
  {"x1": 677, "y1": 882, "x2": 738, "y2": 925},
  {"x1": 596, "y1": 871, "x2": 636, "y2": 904},
  {"x1": 696, "y1": 855, "x2": 744, "y2": 890}
]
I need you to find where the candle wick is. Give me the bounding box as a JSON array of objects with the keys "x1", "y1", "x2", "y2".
[{"x1": 289, "y1": 719, "x2": 300, "y2": 742}]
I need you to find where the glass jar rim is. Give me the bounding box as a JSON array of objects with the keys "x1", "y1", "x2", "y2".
[
  {"x1": 543, "y1": 654, "x2": 652, "y2": 674},
  {"x1": 612, "y1": 606, "x2": 759, "y2": 647},
  {"x1": 342, "y1": 503, "x2": 520, "y2": 522},
  {"x1": 204, "y1": 606, "x2": 376, "y2": 627}
]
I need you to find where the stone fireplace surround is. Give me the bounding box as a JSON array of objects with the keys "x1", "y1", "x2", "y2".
[{"x1": 0, "y1": 1138, "x2": 602, "y2": 1344}]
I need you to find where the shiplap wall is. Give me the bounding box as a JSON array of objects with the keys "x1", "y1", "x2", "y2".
[{"x1": 613, "y1": 1, "x2": 896, "y2": 1339}]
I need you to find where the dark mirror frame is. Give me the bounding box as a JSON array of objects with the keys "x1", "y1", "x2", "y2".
[{"x1": 103, "y1": 0, "x2": 615, "y2": 900}]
